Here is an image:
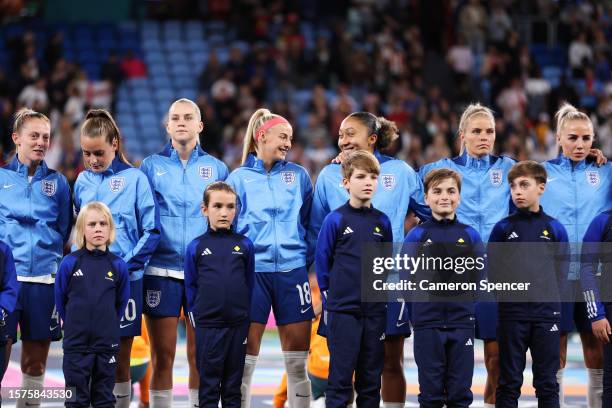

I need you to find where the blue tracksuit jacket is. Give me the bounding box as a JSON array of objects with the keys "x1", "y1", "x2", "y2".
[
  {"x1": 74, "y1": 157, "x2": 160, "y2": 281},
  {"x1": 315, "y1": 201, "x2": 393, "y2": 315},
  {"x1": 402, "y1": 216, "x2": 486, "y2": 330},
  {"x1": 55, "y1": 248, "x2": 129, "y2": 352},
  {"x1": 0, "y1": 240, "x2": 18, "y2": 315},
  {"x1": 140, "y1": 143, "x2": 229, "y2": 277},
  {"x1": 226, "y1": 154, "x2": 313, "y2": 272},
  {"x1": 488, "y1": 207, "x2": 569, "y2": 321},
  {"x1": 579, "y1": 210, "x2": 612, "y2": 322},
  {"x1": 184, "y1": 228, "x2": 255, "y2": 328},
  {"x1": 419, "y1": 152, "x2": 516, "y2": 242},
  {"x1": 0, "y1": 156, "x2": 72, "y2": 281},
  {"x1": 310, "y1": 150, "x2": 429, "y2": 245}
]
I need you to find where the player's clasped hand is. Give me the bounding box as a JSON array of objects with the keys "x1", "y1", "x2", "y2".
[
  {"x1": 592, "y1": 318, "x2": 612, "y2": 344},
  {"x1": 0, "y1": 308, "x2": 6, "y2": 327}
]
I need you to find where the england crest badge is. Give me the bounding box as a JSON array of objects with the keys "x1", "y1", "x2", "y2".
[
  {"x1": 490, "y1": 169, "x2": 503, "y2": 187},
  {"x1": 109, "y1": 177, "x2": 125, "y2": 193},
  {"x1": 41, "y1": 180, "x2": 57, "y2": 196},
  {"x1": 146, "y1": 290, "x2": 161, "y2": 308},
  {"x1": 198, "y1": 166, "x2": 213, "y2": 180},
  {"x1": 586, "y1": 171, "x2": 600, "y2": 186},
  {"x1": 280, "y1": 171, "x2": 296, "y2": 185},
  {"x1": 381, "y1": 174, "x2": 396, "y2": 190}
]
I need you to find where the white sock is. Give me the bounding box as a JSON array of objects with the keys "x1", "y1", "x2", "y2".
[
  {"x1": 113, "y1": 381, "x2": 131, "y2": 408},
  {"x1": 189, "y1": 388, "x2": 199, "y2": 408},
  {"x1": 588, "y1": 368, "x2": 603, "y2": 408},
  {"x1": 284, "y1": 351, "x2": 310, "y2": 408},
  {"x1": 16, "y1": 373, "x2": 44, "y2": 408},
  {"x1": 483, "y1": 404, "x2": 495, "y2": 408},
  {"x1": 383, "y1": 403, "x2": 405, "y2": 408},
  {"x1": 557, "y1": 368, "x2": 565, "y2": 408},
  {"x1": 150, "y1": 389, "x2": 173, "y2": 408},
  {"x1": 241, "y1": 354, "x2": 258, "y2": 408}
]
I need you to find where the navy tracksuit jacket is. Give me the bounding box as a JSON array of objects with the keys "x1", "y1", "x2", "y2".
[
  {"x1": 315, "y1": 201, "x2": 392, "y2": 408},
  {"x1": 55, "y1": 248, "x2": 129, "y2": 408},
  {"x1": 184, "y1": 228, "x2": 254, "y2": 408},
  {"x1": 488, "y1": 206, "x2": 569, "y2": 408},
  {"x1": 579, "y1": 210, "x2": 612, "y2": 407},
  {"x1": 403, "y1": 216, "x2": 486, "y2": 408}
]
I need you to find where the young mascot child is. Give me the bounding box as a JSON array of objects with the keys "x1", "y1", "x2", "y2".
[
  {"x1": 579, "y1": 210, "x2": 612, "y2": 406},
  {"x1": 403, "y1": 168, "x2": 485, "y2": 408},
  {"x1": 489, "y1": 161, "x2": 569, "y2": 407},
  {"x1": 55, "y1": 202, "x2": 130, "y2": 407},
  {"x1": 184, "y1": 182, "x2": 255, "y2": 408},
  {"x1": 316, "y1": 150, "x2": 392, "y2": 408}
]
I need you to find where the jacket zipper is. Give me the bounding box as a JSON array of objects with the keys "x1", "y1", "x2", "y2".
[{"x1": 268, "y1": 171, "x2": 278, "y2": 271}]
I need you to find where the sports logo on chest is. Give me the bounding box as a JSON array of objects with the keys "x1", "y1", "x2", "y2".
[
  {"x1": 381, "y1": 174, "x2": 396, "y2": 191},
  {"x1": 586, "y1": 170, "x2": 600, "y2": 187},
  {"x1": 198, "y1": 166, "x2": 213, "y2": 180},
  {"x1": 41, "y1": 179, "x2": 57, "y2": 196},
  {"x1": 489, "y1": 169, "x2": 503, "y2": 187},
  {"x1": 280, "y1": 171, "x2": 296, "y2": 185},
  {"x1": 109, "y1": 177, "x2": 125, "y2": 193}
]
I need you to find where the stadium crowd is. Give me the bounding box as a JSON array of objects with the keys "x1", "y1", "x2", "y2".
[{"x1": 0, "y1": 0, "x2": 610, "y2": 181}]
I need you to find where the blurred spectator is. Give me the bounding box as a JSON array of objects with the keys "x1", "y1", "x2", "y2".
[
  {"x1": 17, "y1": 77, "x2": 48, "y2": 111},
  {"x1": 458, "y1": 0, "x2": 487, "y2": 53},
  {"x1": 488, "y1": 4, "x2": 512, "y2": 47},
  {"x1": 198, "y1": 52, "x2": 224, "y2": 93},
  {"x1": 44, "y1": 32, "x2": 64, "y2": 70},
  {"x1": 496, "y1": 78, "x2": 527, "y2": 125},
  {"x1": 100, "y1": 53, "x2": 124, "y2": 87},
  {"x1": 569, "y1": 33, "x2": 593, "y2": 78},
  {"x1": 120, "y1": 50, "x2": 147, "y2": 78},
  {"x1": 64, "y1": 83, "x2": 85, "y2": 125}
]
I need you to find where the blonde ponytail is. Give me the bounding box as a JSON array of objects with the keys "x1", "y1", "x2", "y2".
[
  {"x1": 241, "y1": 108, "x2": 285, "y2": 164},
  {"x1": 554, "y1": 102, "x2": 591, "y2": 136}
]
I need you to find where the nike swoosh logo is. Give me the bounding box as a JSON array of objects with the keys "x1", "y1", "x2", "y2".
[
  {"x1": 3, "y1": 184, "x2": 14, "y2": 189},
  {"x1": 301, "y1": 306, "x2": 312, "y2": 314},
  {"x1": 396, "y1": 321, "x2": 406, "y2": 327},
  {"x1": 116, "y1": 394, "x2": 130, "y2": 399},
  {"x1": 156, "y1": 171, "x2": 167, "y2": 176},
  {"x1": 547, "y1": 178, "x2": 557, "y2": 182},
  {"x1": 244, "y1": 178, "x2": 256, "y2": 183},
  {"x1": 296, "y1": 394, "x2": 310, "y2": 398},
  {"x1": 120, "y1": 322, "x2": 134, "y2": 329},
  {"x1": 50, "y1": 325, "x2": 58, "y2": 331}
]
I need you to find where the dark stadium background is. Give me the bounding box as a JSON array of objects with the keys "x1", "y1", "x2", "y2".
[{"x1": 1, "y1": 0, "x2": 609, "y2": 406}]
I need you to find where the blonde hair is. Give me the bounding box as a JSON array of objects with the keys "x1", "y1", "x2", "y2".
[
  {"x1": 554, "y1": 102, "x2": 592, "y2": 136},
  {"x1": 13, "y1": 108, "x2": 50, "y2": 134},
  {"x1": 457, "y1": 103, "x2": 495, "y2": 155},
  {"x1": 74, "y1": 202, "x2": 116, "y2": 249},
  {"x1": 241, "y1": 108, "x2": 287, "y2": 164},
  {"x1": 168, "y1": 98, "x2": 201, "y2": 121},
  {"x1": 341, "y1": 150, "x2": 381, "y2": 180}
]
